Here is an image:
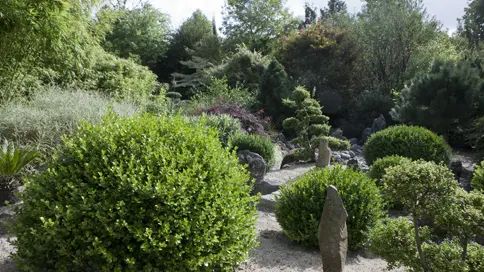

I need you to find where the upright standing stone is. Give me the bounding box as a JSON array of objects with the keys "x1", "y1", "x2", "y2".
[
  {"x1": 318, "y1": 186, "x2": 348, "y2": 272},
  {"x1": 316, "y1": 138, "x2": 332, "y2": 168}
]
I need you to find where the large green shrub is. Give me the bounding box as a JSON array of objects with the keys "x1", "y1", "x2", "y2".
[
  {"x1": 80, "y1": 49, "x2": 159, "y2": 102},
  {"x1": 367, "y1": 155, "x2": 412, "y2": 187},
  {"x1": 275, "y1": 166, "x2": 384, "y2": 249},
  {"x1": 363, "y1": 125, "x2": 452, "y2": 166},
  {"x1": 472, "y1": 160, "x2": 484, "y2": 191},
  {"x1": 391, "y1": 60, "x2": 484, "y2": 138},
  {"x1": 12, "y1": 113, "x2": 258, "y2": 271},
  {"x1": 0, "y1": 87, "x2": 137, "y2": 154},
  {"x1": 229, "y1": 132, "x2": 275, "y2": 167}
]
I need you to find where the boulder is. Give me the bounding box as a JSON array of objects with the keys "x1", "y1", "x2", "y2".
[
  {"x1": 350, "y1": 144, "x2": 363, "y2": 153},
  {"x1": 347, "y1": 158, "x2": 359, "y2": 170},
  {"x1": 330, "y1": 128, "x2": 344, "y2": 139},
  {"x1": 318, "y1": 186, "x2": 348, "y2": 272},
  {"x1": 360, "y1": 128, "x2": 372, "y2": 145},
  {"x1": 237, "y1": 150, "x2": 266, "y2": 183},
  {"x1": 349, "y1": 138, "x2": 359, "y2": 145},
  {"x1": 371, "y1": 114, "x2": 386, "y2": 134},
  {"x1": 450, "y1": 159, "x2": 463, "y2": 181}
]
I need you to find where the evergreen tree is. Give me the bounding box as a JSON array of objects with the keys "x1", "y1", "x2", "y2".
[
  {"x1": 391, "y1": 60, "x2": 484, "y2": 138},
  {"x1": 258, "y1": 59, "x2": 291, "y2": 126}
]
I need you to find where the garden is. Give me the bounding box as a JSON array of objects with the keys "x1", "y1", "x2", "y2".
[{"x1": 1, "y1": 0, "x2": 484, "y2": 271}]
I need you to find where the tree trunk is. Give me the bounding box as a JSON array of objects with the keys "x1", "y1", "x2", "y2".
[
  {"x1": 413, "y1": 218, "x2": 429, "y2": 272},
  {"x1": 461, "y1": 236, "x2": 469, "y2": 262}
]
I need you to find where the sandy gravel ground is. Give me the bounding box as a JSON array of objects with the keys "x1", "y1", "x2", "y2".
[{"x1": 238, "y1": 211, "x2": 403, "y2": 272}]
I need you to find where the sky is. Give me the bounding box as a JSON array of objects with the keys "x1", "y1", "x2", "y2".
[{"x1": 150, "y1": 0, "x2": 468, "y2": 33}]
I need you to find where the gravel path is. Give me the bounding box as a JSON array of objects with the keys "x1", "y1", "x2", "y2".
[{"x1": 238, "y1": 211, "x2": 402, "y2": 272}]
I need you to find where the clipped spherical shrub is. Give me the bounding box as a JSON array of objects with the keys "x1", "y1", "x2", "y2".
[
  {"x1": 12, "y1": 113, "x2": 258, "y2": 271},
  {"x1": 472, "y1": 161, "x2": 484, "y2": 191},
  {"x1": 275, "y1": 166, "x2": 384, "y2": 249},
  {"x1": 363, "y1": 125, "x2": 452, "y2": 166},
  {"x1": 367, "y1": 155, "x2": 412, "y2": 187},
  {"x1": 229, "y1": 132, "x2": 275, "y2": 167}
]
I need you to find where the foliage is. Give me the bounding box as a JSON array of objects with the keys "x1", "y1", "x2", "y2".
[
  {"x1": 320, "y1": 0, "x2": 348, "y2": 20},
  {"x1": 79, "y1": 48, "x2": 159, "y2": 102},
  {"x1": 472, "y1": 160, "x2": 484, "y2": 191},
  {"x1": 458, "y1": 0, "x2": 484, "y2": 48},
  {"x1": 258, "y1": 59, "x2": 292, "y2": 127},
  {"x1": 229, "y1": 132, "x2": 275, "y2": 167},
  {"x1": 98, "y1": 3, "x2": 170, "y2": 71},
  {"x1": 355, "y1": 0, "x2": 440, "y2": 94},
  {"x1": 391, "y1": 60, "x2": 484, "y2": 138},
  {"x1": 467, "y1": 116, "x2": 484, "y2": 157},
  {"x1": 367, "y1": 155, "x2": 412, "y2": 187},
  {"x1": 275, "y1": 166, "x2": 384, "y2": 249},
  {"x1": 370, "y1": 218, "x2": 484, "y2": 272},
  {"x1": 348, "y1": 89, "x2": 394, "y2": 128},
  {"x1": 157, "y1": 10, "x2": 214, "y2": 82},
  {"x1": 208, "y1": 45, "x2": 270, "y2": 93},
  {"x1": 310, "y1": 136, "x2": 350, "y2": 151},
  {"x1": 0, "y1": 0, "x2": 103, "y2": 102},
  {"x1": 406, "y1": 32, "x2": 463, "y2": 80},
  {"x1": 12, "y1": 113, "x2": 258, "y2": 271},
  {"x1": 198, "y1": 103, "x2": 267, "y2": 136},
  {"x1": 0, "y1": 87, "x2": 137, "y2": 154},
  {"x1": 185, "y1": 114, "x2": 242, "y2": 147},
  {"x1": 363, "y1": 125, "x2": 452, "y2": 166},
  {"x1": 382, "y1": 159, "x2": 458, "y2": 271},
  {"x1": 435, "y1": 189, "x2": 484, "y2": 261},
  {"x1": 369, "y1": 217, "x2": 430, "y2": 270},
  {"x1": 277, "y1": 22, "x2": 360, "y2": 115},
  {"x1": 0, "y1": 140, "x2": 38, "y2": 187},
  {"x1": 282, "y1": 86, "x2": 331, "y2": 160},
  {"x1": 221, "y1": 0, "x2": 297, "y2": 54},
  {"x1": 189, "y1": 77, "x2": 255, "y2": 110}
]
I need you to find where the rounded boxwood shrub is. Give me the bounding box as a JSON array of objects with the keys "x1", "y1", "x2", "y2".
[
  {"x1": 229, "y1": 132, "x2": 275, "y2": 167},
  {"x1": 472, "y1": 160, "x2": 484, "y2": 191},
  {"x1": 275, "y1": 166, "x2": 384, "y2": 249},
  {"x1": 367, "y1": 155, "x2": 412, "y2": 187},
  {"x1": 363, "y1": 125, "x2": 452, "y2": 166},
  {"x1": 12, "y1": 113, "x2": 258, "y2": 271}
]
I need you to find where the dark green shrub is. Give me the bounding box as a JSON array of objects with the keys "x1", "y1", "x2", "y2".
[
  {"x1": 229, "y1": 132, "x2": 275, "y2": 167},
  {"x1": 391, "y1": 60, "x2": 484, "y2": 138},
  {"x1": 367, "y1": 155, "x2": 412, "y2": 187},
  {"x1": 12, "y1": 113, "x2": 258, "y2": 271},
  {"x1": 472, "y1": 161, "x2": 484, "y2": 191},
  {"x1": 363, "y1": 125, "x2": 452, "y2": 166},
  {"x1": 281, "y1": 148, "x2": 312, "y2": 165},
  {"x1": 310, "y1": 136, "x2": 350, "y2": 151},
  {"x1": 275, "y1": 166, "x2": 384, "y2": 249}
]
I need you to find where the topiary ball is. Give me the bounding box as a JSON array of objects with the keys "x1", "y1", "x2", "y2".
[
  {"x1": 363, "y1": 125, "x2": 452, "y2": 166},
  {"x1": 12, "y1": 113, "x2": 258, "y2": 271},
  {"x1": 275, "y1": 166, "x2": 384, "y2": 249},
  {"x1": 367, "y1": 155, "x2": 412, "y2": 187}
]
